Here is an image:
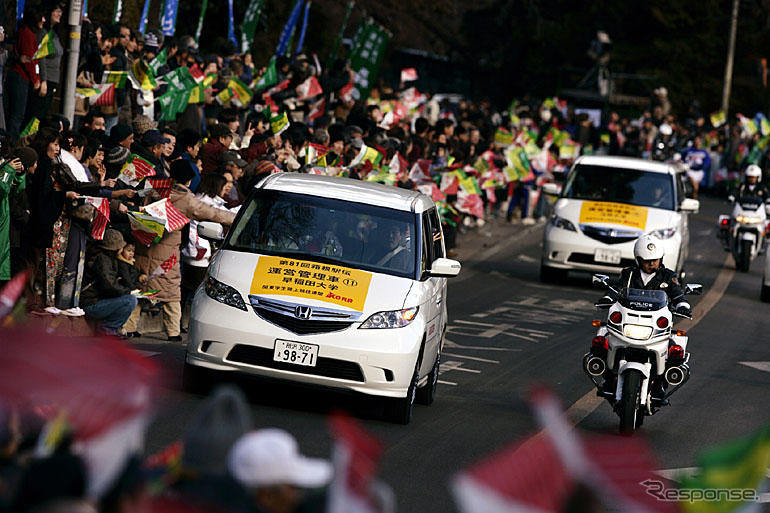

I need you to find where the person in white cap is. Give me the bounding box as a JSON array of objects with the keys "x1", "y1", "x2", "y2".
[{"x1": 228, "y1": 428, "x2": 333, "y2": 513}]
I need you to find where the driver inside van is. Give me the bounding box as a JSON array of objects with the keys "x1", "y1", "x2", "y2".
[{"x1": 374, "y1": 222, "x2": 411, "y2": 271}]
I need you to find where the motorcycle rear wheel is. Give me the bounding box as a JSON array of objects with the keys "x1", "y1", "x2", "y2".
[{"x1": 619, "y1": 369, "x2": 643, "y2": 435}]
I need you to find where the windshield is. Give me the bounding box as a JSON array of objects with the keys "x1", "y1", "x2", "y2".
[
  {"x1": 225, "y1": 190, "x2": 417, "y2": 279},
  {"x1": 738, "y1": 197, "x2": 763, "y2": 210},
  {"x1": 619, "y1": 288, "x2": 668, "y2": 311},
  {"x1": 563, "y1": 164, "x2": 675, "y2": 210}
]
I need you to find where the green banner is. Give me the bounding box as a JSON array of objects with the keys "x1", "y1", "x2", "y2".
[
  {"x1": 113, "y1": 0, "x2": 123, "y2": 22},
  {"x1": 240, "y1": 0, "x2": 264, "y2": 53},
  {"x1": 348, "y1": 21, "x2": 389, "y2": 101},
  {"x1": 327, "y1": 0, "x2": 354, "y2": 67},
  {"x1": 194, "y1": 0, "x2": 208, "y2": 44}
]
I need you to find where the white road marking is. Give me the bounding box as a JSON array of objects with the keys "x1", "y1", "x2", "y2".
[
  {"x1": 566, "y1": 253, "x2": 735, "y2": 426},
  {"x1": 517, "y1": 254, "x2": 537, "y2": 263},
  {"x1": 739, "y1": 361, "x2": 770, "y2": 373},
  {"x1": 438, "y1": 380, "x2": 457, "y2": 386},
  {"x1": 136, "y1": 350, "x2": 161, "y2": 357},
  {"x1": 443, "y1": 352, "x2": 500, "y2": 364},
  {"x1": 441, "y1": 360, "x2": 481, "y2": 374}
]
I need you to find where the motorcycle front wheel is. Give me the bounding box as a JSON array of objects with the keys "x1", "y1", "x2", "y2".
[
  {"x1": 619, "y1": 369, "x2": 643, "y2": 435},
  {"x1": 737, "y1": 239, "x2": 752, "y2": 272}
]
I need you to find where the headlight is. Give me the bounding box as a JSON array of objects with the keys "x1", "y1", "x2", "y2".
[
  {"x1": 549, "y1": 214, "x2": 577, "y2": 232},
  {"x1": 623, "y1": 324, "x2": 652, "y2": 340},
  {"x1": 204, "y1": 276, "x2": 247, "y2": 311},
  {"x1": 736, "y1": 215, "x2": 762, "y2": 224},
  {"x1": 359, "y1": 307, "x2": 419, "y2": 329},
  {"x1": 651, "y1": 227, "x2": 677, "y2": 239}
]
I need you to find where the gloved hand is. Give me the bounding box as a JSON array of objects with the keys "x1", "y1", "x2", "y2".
[{"x1": 675, "y1": 304, "x2": 692, "y2": 317}]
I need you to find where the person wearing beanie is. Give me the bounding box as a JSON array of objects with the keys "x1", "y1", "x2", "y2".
[
  {"x1": 107, "y1": 124, "x2": 134, "y2": 150},
  {"x1": 131, "y1": 114, "x2": 157, "y2": 141},
  {"x1": 80, "y1": 228, "x2": 138, "y2": 337},
  {"x1": 0, "y1": 154, "x2": 28, "y2": 282},
  {"x1": 103, "y1": 145, "x2": 130, "y2": 179},
  {"x1": 134, "y1": 160, "x2": 236, "y2": 342}
]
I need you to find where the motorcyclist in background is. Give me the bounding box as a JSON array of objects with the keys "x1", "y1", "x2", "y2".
[
  {"x1": 730, "y1": 164, "x2": 769, "y2": 203},
  {"x1": 651, "y1": 123, "x2": 676, "y2": 162},
  {"x1": 597, "y1": 234, "x2": 691, "y2": 403}
]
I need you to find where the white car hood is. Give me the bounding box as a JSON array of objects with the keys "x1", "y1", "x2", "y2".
[
  {"x1": 210, "y1": 251, "x2": 413, "y2": 318},
  {"x1": 555, "y1": 198, "x2": 680, "y2": 233}
]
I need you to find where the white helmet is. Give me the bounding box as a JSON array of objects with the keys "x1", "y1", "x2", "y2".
[
  {"x1": 634, "y1": 234, "x2": 664, "y2": 262},
  {"x1": 659, "y1": 123, "x2": 673, "y2": 136},
  {"x1": 745, "y1": 164, "x2": 762, "y2": 181}
]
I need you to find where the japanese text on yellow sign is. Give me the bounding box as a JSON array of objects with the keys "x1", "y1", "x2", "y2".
[
  {"x1": 250, "y1": 256, "x2": 372, "y2": 311},
  {"x1": 579, "y1": 201, "x2": 648, "y2": 230}
]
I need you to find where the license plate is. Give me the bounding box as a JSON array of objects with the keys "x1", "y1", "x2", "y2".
[
  {"x1": 273, "y1": 340, "x2": 319, "y2": 367},
  {"x1": 594, "y1": 248, "x2": 621, "y2": 264}
]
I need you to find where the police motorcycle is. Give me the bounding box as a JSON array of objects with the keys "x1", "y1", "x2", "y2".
[
  {"x1": 717, "y1": 166, "x2": 769, "y2": 273},
  {"x1": 583, "y1": 275, "x2": 702, "y2": 434}
]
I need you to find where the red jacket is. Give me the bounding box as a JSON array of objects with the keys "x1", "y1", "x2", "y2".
[
  {"x1": 11, "y1": 26, "x2": 40, "y2": 84},
  {"x1": 198, "y1": 138, "x2": 228, "y2": 175}
]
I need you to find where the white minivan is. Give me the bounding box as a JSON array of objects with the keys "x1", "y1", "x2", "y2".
[{"x1": 185, "y1": 173, "x2": 461, "y2": 423}]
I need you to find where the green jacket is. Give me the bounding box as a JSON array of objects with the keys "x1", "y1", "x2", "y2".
[{"x1": 0, "y1": 162, "x2": 26, "y2": 280}]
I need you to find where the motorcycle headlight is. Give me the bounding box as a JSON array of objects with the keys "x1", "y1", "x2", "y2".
[
  {"x1": 549, "y1": 214, "x2": 577, "y2": 232},
  {"x1": 650, "y1": 227, "x2": 677, "y2": 239},
  {"x1": 623, "y1": 324, "x2": 653, "y2": 340},
  {"x1": 736, "y1": 215, "x2": 762, "y2": 224},
  {"x1": 359, "y1": 307, "x2": 419, "y2": 329},
  {"x1": 205, "y1": 276, "x2": 248, "y2": 311}
]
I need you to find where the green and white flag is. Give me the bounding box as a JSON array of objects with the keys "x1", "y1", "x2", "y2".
[
  {"x1": 194, "y1": 0, "x2": 208, "y2": 44},
  {"x1": 253, "y1": 58, "x2": 278, "y2": 90},
  {"x1": 270, "y1": 111, "x2": 289, "y2": 136},
  {"x1": 148, "y1": 48, "x2": 167, "y2": 75},
  {"x1": 347, "y1": 21, "x2": 389, "y2": 101},
  {"x1": 240, "y1": 0, "x2": 264, "y2": 53}
]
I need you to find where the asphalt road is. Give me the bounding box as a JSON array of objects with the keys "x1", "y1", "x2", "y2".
[{"x1": 136, "y1": 196, "x2": 770, "y2": 513}]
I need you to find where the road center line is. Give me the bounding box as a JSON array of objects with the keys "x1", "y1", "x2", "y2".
[{"x1": 565, "y1": 254, "x2": 735, "y2": 426}]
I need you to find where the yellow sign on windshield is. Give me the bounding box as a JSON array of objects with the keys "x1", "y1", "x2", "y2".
[
  {"x1": 250, "y1": 255, "x2": 372, "y2": 311},
  {"x1": 579, "y1": 201, "x2": 648, "y2": 230}
]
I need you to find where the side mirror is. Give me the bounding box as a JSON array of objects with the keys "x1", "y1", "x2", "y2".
[
  {"x1": 594, "y1": 297, "x2": 614, "y2": 309},
  {"x1": 542, "y1": 182, "x2": 561, "y2": 196},
  {"x1": 592, "y1": 274, "x2": 610, "y2": 288},
  {"x1": 685, "y1": 283, "x2": 703, "y2": 295},
  {"x1": 680, "y1": 198, "x2": 700, "y2": 213},
  {"x1": 428, "y1": 258, "x2": 461, "y2": 278},
  {"x1": 198, "y1": 221, "x2": 224, "y2": 241}
]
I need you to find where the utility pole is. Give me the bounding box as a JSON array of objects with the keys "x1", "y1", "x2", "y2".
[
  {"x1": 722, "y1": 0, "x2": 739, "y2": 114},
  {"x1": 61, "y1": 0, "x2": 83, "y2": 125}
]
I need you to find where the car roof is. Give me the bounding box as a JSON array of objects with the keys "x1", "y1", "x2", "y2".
[
  {"x1": 256, "y1": 172, "x2": 434, "y2": 213},
  {"x1": 573, "y1": 155, "x2": 675, "y2": 175}
]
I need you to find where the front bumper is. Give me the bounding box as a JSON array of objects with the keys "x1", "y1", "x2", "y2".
[
  {"x1": 542, "y1": 224, "x2": 682, "y2": 274},
  {"x1": 185, "y1": 288, "x2": 425, "y2": 399}
]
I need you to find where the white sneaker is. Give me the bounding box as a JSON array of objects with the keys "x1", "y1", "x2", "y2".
[
  {"x1": 522, "y1": 218, "x2": 536, "y2": 225},
  {"x1": 44, "y1": 306, "x2": 62, "y2": 315},
  {"x1": 62, "y1": 307, "x2": 85, "y2": 317}
]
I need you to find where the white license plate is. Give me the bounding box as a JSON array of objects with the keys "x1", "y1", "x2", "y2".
[
  {"x1": 273, "y1": 340, "x2": 319, "y2": 367},
  {"x1": 594, "y1": 248, "x2": 621, "y2": 264}
]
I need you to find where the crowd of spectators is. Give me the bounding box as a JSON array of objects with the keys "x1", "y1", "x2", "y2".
[{"x1": 0, "y1": 3, "x2": 763, "y2": 339}]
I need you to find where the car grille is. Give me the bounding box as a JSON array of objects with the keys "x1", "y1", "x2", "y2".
[
  {"x1": 580, "y1": 225, "x2": 641, "y2": 245},
  {"x1": 567, "y1": 253, "x2": 635, "y2": 268},
  {"x1": 227, "y1": 345, "x2": 365, "y2": 382},
  {"x1": 254, "y1": 307, "x2": 354, "y2": 334}
]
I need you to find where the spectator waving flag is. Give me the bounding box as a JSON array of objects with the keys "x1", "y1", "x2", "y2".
[
  {"x1": 270, "y1": 111, "x2": 290, "y2": 136},
  {"x1": 141, "y1": 178, "x2": 175, "y2": 199},
  {"x1": 143, "y1": 198, "x2": 190, "y2": 231},
  {"x1": 33, "y1": 31, "x2": 55, "y2": 59},
  {"x1": 400, "y1": 67, "x2": 418, "y2": 82},
  {"x1": 90, "y1": 83, "x2": 115, "y2": 107},
  {"x1": 296, "y1": 75, "x2": 323, "y2": 100},
  {"x1": 148, "y1": 253, "x2": 178, "y2": 280},
  {"x1": 85, "y1": 197, "x2": 111, "y2": 240},
  {"x1": 327, "y1": 413, "x2": 392, "y2": 513},
  {"x1": 103, "y1": 70, "x2": 128, "y2": 88},
  {"x1": 118, "y1": 154, "x2": 156, "y2": 186},
  {"x1": 128, "y1": 211, "x2": 165, "y2": 246}
]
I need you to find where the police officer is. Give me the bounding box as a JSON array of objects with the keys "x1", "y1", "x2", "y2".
[{"x1": 731, "y1": 164, "x2": 769, "y2": 202}]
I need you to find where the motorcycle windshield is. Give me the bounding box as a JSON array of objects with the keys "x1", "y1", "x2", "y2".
[{"x1": 620, "y1": 288, "x2": 668, "y2": 311}]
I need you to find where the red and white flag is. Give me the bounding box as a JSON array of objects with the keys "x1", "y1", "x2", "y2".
[
  {"x1": 339, "y1": 82, "x2": 355, "y2": 103},
  {"x1": 451, "y1": 388, "x2": 675, "y2": 513},
  {"x1": 327, "y1": 413, "x2": 393, "y2": 513},
  {"x1": 456, "y1": 190, "x2": 485, "y2": 219},
  {"x1": 189, "y1": 63, "x2": 205, "y2": 83},
  {"x1": 0, "y1": 270, "x2": 29, "y2": 320},
  {"x1": 118, "y1": 154, "x2": 156, "y2": 187},
  {"x1": 296, "y1": 75, "x2": 323, "y2": 101},
  {"x1": 306, "y1": 97, "x2": 326, "y2": 123},
  {"x1": 143, "y1": 198, "x2": 190, "y2": 232},
  {"x1": 90, "y1": 83, "x2": 115, "y2": 107},
  {"x1": 389, "y1": 152, "x2": 409, "y2": 176},
  {"x1": 400, "y1": 68, "x2": 418, "y2": 82},
  {"x1": 417, "y1": 183, "x2": 446, "y2": 202},
  {"x1": 408, "y1": 160, "x2": 432, "y2": 184},
  {"x1": 142, "y1": 178, "x2": 175, "y2": 199},
  {"x1": 85, "y1": 196, "x2": 111, "y2": 240},
  {"x1": 148, "y1": 253, "x2": 177, "y2": 280}
]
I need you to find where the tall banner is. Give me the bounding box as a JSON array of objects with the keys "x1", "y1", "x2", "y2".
[
  {"x1": 240, "y1": 0, "x2": 264, "y2": 53},
  {"x1": 327, "y1": 0, "x2": 354, "y2": 66},
  {"x1": 16, "y1": 0, "x2": 26, "y2": 23},
  {"x1": 194, "y1": 0, "x2": 208, "y2": 43},
  {"x1": 348, "y1": 21, "x2": 389, "y2": 101},
  {"x1": 295, "y1": 1, "x2": 311, "y2": 55},
  {"x1": 227, "y1": 0, "x2": 237, "y2": 47},
  {"x1": 113, "y1": 0, "x2": 123, "y2": 23},
  {"x1": 137, "y1": 0, "x2": 151, "y2": 34},
  {"x1": 274, "y1": 0, "x2": 303, "y2": 58},
  {"x1": 160, "y1": 0, "x2": 178, "y2": 35}
]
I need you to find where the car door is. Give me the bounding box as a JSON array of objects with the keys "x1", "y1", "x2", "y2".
[
  {"x1": 420, "y1": 210, "x2": 443, "y2": 374},
  {"x1": 428, "y1": 208, "x2": 448, "y2": 335}
]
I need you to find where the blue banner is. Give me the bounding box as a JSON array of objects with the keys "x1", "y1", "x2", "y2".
[
  {"x1": 295, "y1": 1, "x2": 311, "y2": 55},
  {"x1": 160, "y1": 0, "x2": 178, "y2": 35},
  {"x1": 227, "y1": 0, "x2": 237, "y2": 47},
  {"x1": 138, "y1": 0, "x2": 151, "y2": 34},
  {"x1": 274, "y1": 0, "x2": 303, "y2": 58},
  {"x1": 16, "y1": 0, "x2": 26, "y2": 23}
]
